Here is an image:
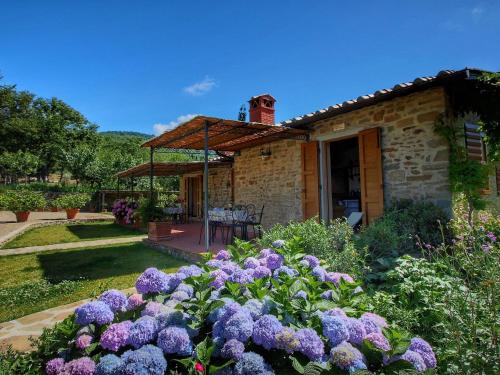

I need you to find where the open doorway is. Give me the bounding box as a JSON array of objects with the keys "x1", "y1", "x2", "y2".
[
  {"x1": 328, "y1": 137, "x2": 361, "y2": 219},
  {"x1": 186, "y1": 176, "x2": 202, "y2": 218}
]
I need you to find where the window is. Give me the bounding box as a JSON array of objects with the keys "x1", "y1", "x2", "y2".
[{"x1": 464, "y1": 123, "x2": 486, "y2": 162}]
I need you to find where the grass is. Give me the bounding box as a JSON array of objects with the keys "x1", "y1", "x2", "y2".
[
  {"x1": 1, "y1": 221, "x2": 143, "y2": 249},
  {"x1": 0, "y1": 242, "x2": 188, "y2": 322}
]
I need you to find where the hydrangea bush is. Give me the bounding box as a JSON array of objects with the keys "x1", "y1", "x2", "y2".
[{"x1": 43, "y1": 238, "x2": 436, "y2": 374}]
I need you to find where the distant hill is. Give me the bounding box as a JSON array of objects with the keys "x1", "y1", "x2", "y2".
[{"x1": 100, "y1": 131, "x2": 153, "y2": 139}]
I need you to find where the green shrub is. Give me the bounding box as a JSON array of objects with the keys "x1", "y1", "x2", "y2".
[
  {"x1": 357, "y1": 199, "x2": 450, "y2": 281},
  {"x1": 260, "y1": 218, "x2": 367, "y2": 278},
  {"x1": 136, "y1": 197, "x2": 167, "y2": 223},
  {"x1": 0, "y1": 190, "x2": 46, "y2": 212},
  {"x1": 53, "y1": 193, "x2": 91, "y2": 209}
]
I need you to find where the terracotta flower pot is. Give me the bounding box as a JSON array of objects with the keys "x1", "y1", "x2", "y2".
[
  {"x1": 148, "y1": 221, "x2": 172, "y2": 241},
  {"x1": 51, "y1": 207, "x2": 59, "y2": 212},
  {"x1": 66, "y1": 208, "x2": 80, "y2": 220},
  {"x1": 15, "y1": 211, "x2": 30, "y2": 222}
]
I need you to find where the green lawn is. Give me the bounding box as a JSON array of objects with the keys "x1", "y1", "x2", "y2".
[
  {"x1": 0, "y1": 242, "x2": 188, "y2": 322},
  {"x1": 1, "y1": 221, "x2": 143, "y2": 249}
]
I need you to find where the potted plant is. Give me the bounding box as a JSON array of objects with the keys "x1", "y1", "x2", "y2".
[
  {"x1": 112, "y1": 198, "x2": 139, "y2": 227},
  {"x1": 137, "y1": 197, "x2": 172, "y2": 241},
  {"x1": 53, "y1": 193, "x2": 91, "y2": 219},
  {"x1": 0, "y1": 190, "x2": 46, "y2": 222}
]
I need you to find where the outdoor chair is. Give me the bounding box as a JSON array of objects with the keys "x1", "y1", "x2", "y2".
[
  {"x1": 346, "y1": 211, "x2": 363, "y2": 229},
  {"x1": 223, "y1": 205, "x2": 248, "y2": 244},
  {"x1": 246, "y1": 204, "x2": 264, "y2": 239}
]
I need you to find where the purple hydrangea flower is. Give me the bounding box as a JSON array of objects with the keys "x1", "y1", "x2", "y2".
[
  {"x1": 233, "y1": 352, "x2": 274, "y2": 375},
  {"x1": 275, "y1": 327, "x2": 300, "y2": 353},
  {"x1": 272, "y1": 239, "x2": 286, "y2": 248},
  {"x1": 303, "y1": 255, "x2": 320, "y2": 268},
  {"x1": 360, "y1": 312, "x2": 388, "y2": 328},
  {"x1": 46, "y1": 358, "x2": 65, "y2": 375},
  {"x1": 121, "y1": 344, "x2": 167, "y2": 375},
  {"x1": 221, "y1": 339, "x2": 245, "y2": 361},
  {"x1": 60, "y1": 357, "x2": 96, "y2": 375},
  {"x1": 243, "y1": 257, "x2": 260, "y2": 269},
  {"x1": 326, "y1": 272, "x2": 354, "y2": 286},
  {"x1": 409, "y1": 337, "x2": 437, "y2": 369},
  {"x1": 400, "y1": 350, "x2": 427, "y2": 372},
  {"x1": 206, "y1": 259, "x2": 224, "y2": 268},
  {"x1": 360, "y1": 317, "x2": 382, "y2": 335},
  {"x1": 312, "y1": 266, "x2": 327, "y2": 282},
  {"x1": 100, "y1": 321, "x2": 132, "y2": 352},
  {"x1": 141, "y1": 301, "x2": 167, "y2": 317},
  {"x1": 323, "y1": 308, "x2": 348, "y2": 318},
  {"x1": 209, "y1": 269, "x2": 229, "y2": 289},
  {"x1": 273, "y1": 266, "x2": 299, "y2": 278},
  {"x1": 220, "y1": 261, "x2": 241, "y2": 275},
  {"x1": 95, "y1": 354, "x2": 123, "y2": 375},
  {"x1": 486, "y1": 232, "x2": 497, "y2": 242},
  {"x1": 258, "y1": 248, "x2": 275, "y2": 258},
  {"x1": 365, "y1": 332, "x2": 391, "y2": 351},
  {"x1": 295, "y1": 328, "x2": 325, "y2": 361},
  {"x1": 127, "y1": 316, "x2": 158, "y2": 348},
  {"x1": 75, "y1": 334, "x2": 93, "y2": 350},
  {"x1": 178, "y1": 264, "x2": 203, "y2": 278},
  {"x1": 207, "y1": 299, "x2": 236, "y2": 323},
  {"x1": 322, "y1": 316, "x2": 349, "y2": 346},
  {"x1": 135, "y1": 268, "x2": 170, "y2": 294},
  {"x1": 252, "y1": 314, "x2": 283, "y2": 350},
  {"x1": 215, "y1": 250, "x2": 231, "y2": 260},
  {"x1": 321, "y1": 290, "x2": 333, "y2": 299},
  {"x1": 265, "y1": 254, "x2": 284, "y2": 270},
  {"x1": 75, "y1": 301, "x2": 114, "y2": 326},
  {"x1": 223, "y1": 311, "x2": 254, "y2": 342},
  {"x1": 157, "y1": 326, "x2": 192, "y2": 355},
  {"x1": 344, "y1": 318, "x2": 366, "y2": 346},
  {"x1": 228, "y1": 269, "x2": 254, "y2": 285},
  {"x1": 127, "y1": 293, "x2": 144, "y2": 310},
  {"x1": 330, "y1": 341, "x2": 367, "y2": 372},
  {"x1": 99, "y1": 289, "x2": 128, "y2": 313},
  {"x1": 252, "y1": 266, "x2": 272, "y2": 279}
]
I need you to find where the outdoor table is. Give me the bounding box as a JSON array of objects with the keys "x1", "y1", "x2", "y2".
[{"x1": 164, "y1": 206, "x2": 184, "y2": 223}]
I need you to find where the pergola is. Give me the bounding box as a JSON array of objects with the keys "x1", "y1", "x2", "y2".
[{"x1": 139, "y1": 115, "x2": 309, "y2": 251}]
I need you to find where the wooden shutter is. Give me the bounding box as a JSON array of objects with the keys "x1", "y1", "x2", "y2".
[
  {"x1": 359, "y1": 128, "x2": 384, "y2": 225},
  {"x1": 464, "y1": 123, "x2": 485, "y2": 162},
  {"x1": 301, "y1": 141, "x2": 320, "y2": 220}
]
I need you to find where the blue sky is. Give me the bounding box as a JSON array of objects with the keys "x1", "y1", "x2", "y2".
[{"x1": 1, "y1": 1, "x2": 499, "y2": 134}]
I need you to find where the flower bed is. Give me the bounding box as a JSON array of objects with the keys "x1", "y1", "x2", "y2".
[
  {"x1": 112, "y1": 199, "x2": 139, "y2": 226},
  {"x1": 43, "y1": 238, "x2": 436, "y2": 374}
]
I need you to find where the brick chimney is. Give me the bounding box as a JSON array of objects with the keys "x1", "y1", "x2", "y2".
[{"x1": 248, "y1": 94, "x2": 276, "y2": 125}]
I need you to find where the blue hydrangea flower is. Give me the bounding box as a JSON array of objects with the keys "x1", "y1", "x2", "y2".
[
  {"x1": 320, "y1": 290, "x2": 333, "y2": 299},
  {"x1": 221, "y1": 339, "x2": 245, "y2": 361},
  {"x1": 141, "y1": 301, "x2": 167, "y2": 317},
  {"x1": 209, "y1": 269, "x2": 229, "y2": 289},
  {"x1": 233, "y1": 352, "x2": 275, "y2": 375},
  {"x1": 344, "y1": 318, "x2": 366, "y2": 346},
  {"x1": 99, "y1": 289, "x2": 128, "y2": 313},
  {"x1": 243, "y1": 257, "x2": 260, "y2": 269},
  {"x1": 215, "y1": 250, "x2": 231, "y2": 261},
  {"x1": 75, "y1": 301, "x2": 114, "y2": 326},
  {"x1": 312, "y1": 266, "x2": 327, "y2": 282},
  {"x1": 265, "y1": 254, "x2": 284, "y2": 270},
  {"x1": 223, "y1": 311, "x2": 254, "y2": 342},
  {"x1": 275, "y1": 327, "x2": 300, "y2": 353},
  {"x1": 400, "y1": 350, "x2": 427, "y2": 372},
  {"x1": 295, "y1": 328, "x2": 325, "y2": 361},
  {"x1": 178, "y1": 264, "x2": 203, "y2": 278},
  {"x1": 409, "y1": 337, "x2": 436, "y2": 369},
  {"x1": 365, "y1": 332, "x2": 391, "y2": 351},
  {"x1": 206, "y1": 259, "x2": 224, "y2": 268},
  {"x1": 207, "y1": 299, "x2": 235, "y2": 323},
  {"x1": 271, "y1": 239, "x2": 285, "y2": 248},
  {"x1": 170, "y1": 290, "x2": 190, "y2": 301},
  {"x1": 322, "y1": 315, "x2": 349, "y2": 346},
  {"x1": 221, "y1": 261, "x2": 241, "y2": 275},
  {"x1": 95, "y1": 354, "x2": 123, "y2": 375},
  {"x1": 127, "y1": 316, "x2": 158, "y2": 349},
  {"x1": 228, "y1": 269, "x2": 254, "y2": 285},
  {"x1": 157, "y1": 326, "x2": 192, "y2": 355},
  {"x1": 330, "y1": 341, "x2": 367, "y2": 373},
  {"x1": 252, "y1": 314, "x2": 283, "y2": 350},
  {"x1": 243, "y1": 299, "x2": 264, "y2": 320},
  {"x1": 121, "y1": 344, "x2": 167, "y2": 375},
  {"x1": 273, "y1": 266, "x2": 299, "y2": 278},
  {"x1": 175, "y1": 283, "x2": 194, "y2": 298},
  {"x1": 135, "y1": 268, "x2": 170, "y2": 294},
  {"x1": 303, "y1": 255, "x2": 320, "y2": 268},
  {"x1": 294, "y1": 290, "x2": 308, "y2": 300}
]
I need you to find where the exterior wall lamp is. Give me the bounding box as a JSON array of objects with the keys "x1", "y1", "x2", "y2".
[{"x1": 260, "y1": 147, "x2": 272, "y2": 159}]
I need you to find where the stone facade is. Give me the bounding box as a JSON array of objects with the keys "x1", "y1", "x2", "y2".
[
  {"x1": 207, "y1": 166, "x2": 233, "y2": 208},
  {"x1": 312, "y1": 87, "x2": 451, "y2": 210},
  {"x1": 233, "y1": 140, "x2": 304, "y2": 227}
]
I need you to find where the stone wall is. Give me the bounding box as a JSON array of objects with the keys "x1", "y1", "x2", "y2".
[
  {"x1": 208, "y1": 166, "x2": 233, "y2": 208},
  {"x1": 312, "y1": 87, "x2": 451, "y2": 209},
  {"x1": 233, "y1": 140, "x2": 304, "y2": 228}
]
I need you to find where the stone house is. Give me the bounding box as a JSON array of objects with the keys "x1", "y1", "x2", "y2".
[{"x1": 170, "y1": 68, "x2": 498, "y2": 227}]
